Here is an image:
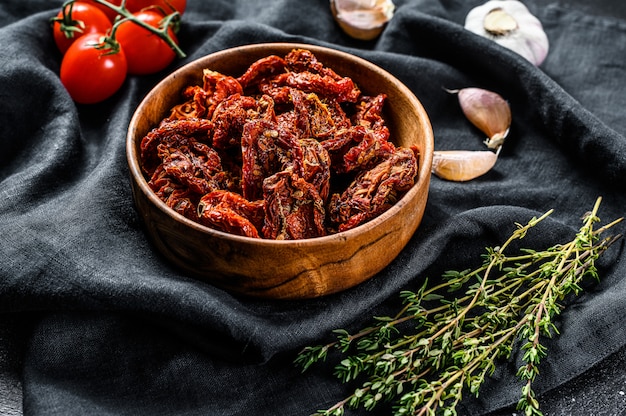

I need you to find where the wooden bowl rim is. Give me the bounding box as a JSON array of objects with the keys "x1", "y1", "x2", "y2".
[{"x1": 126, "y1": 42, "x2": 434, "y2": 248}]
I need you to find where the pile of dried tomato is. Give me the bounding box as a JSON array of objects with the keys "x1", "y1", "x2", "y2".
[{"x1": 139, "y1": 48, "x2": 420, "y2": 240}]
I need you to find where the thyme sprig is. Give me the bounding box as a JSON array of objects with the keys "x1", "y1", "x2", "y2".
[{"x1": 295, "y1": 197, "x2": 623, "y2": 416}]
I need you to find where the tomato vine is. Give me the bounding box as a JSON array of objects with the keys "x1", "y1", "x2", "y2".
[{"x1": 52, "y1": 0, "x2": 187, "y2": 103}]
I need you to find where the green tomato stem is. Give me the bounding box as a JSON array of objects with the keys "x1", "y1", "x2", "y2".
[{"x1": 79, "y1": 0, "x2": 186, "y2": 58}]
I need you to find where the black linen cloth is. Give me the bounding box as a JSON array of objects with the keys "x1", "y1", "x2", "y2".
[{"x1": 1, "y1": 0, "x2": 626, "y2": 415}]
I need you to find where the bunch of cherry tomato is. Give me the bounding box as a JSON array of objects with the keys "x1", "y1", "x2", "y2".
[{"x1": 52, "y1": 0, "x2": 186, "y2": 104}]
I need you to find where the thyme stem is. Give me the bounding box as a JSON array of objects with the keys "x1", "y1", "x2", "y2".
[{"x1": 295, "y1": 198, "x2": 623, "y2": 416}]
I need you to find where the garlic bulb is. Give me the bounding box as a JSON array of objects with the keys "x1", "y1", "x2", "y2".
[
  {"x1": 330, "y1": 0, "x2": 395, "y2": 41},
  {"x1": 451, "y1": 87, "x2": 511, "y2": 150},
  {"x1": 432, "y1": 150, "x2": 498, "y2": 182},
  {"x1": 464, "y1": 0, "x2": 549, "y2": 66}
]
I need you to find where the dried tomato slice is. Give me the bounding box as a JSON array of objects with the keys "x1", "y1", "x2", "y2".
[
  {"x1": 211, "y1": 93, "x2": 259, "y2": 149},
  {"x1": 262, "y1": 71, "x2": 361, "y2": 103},
  {"x1": 341, "y1": 130, "x2": 396, "y2": 173},
  {"x1": 284, "y1": 48, "x2": 344, "y2": 81},
  {"x1": 354, "y1": 94, "x2": 386, "y2": 127},
  {"x1": 291, "y1": 89, "x2": 339, "y2": 140},
  {"x1": 237, "y1": 55, "x2": 287, "y2": 90},
  {"x1": 197, "y1": 190, "x2": 265, "y2": 238},
  {"x1": 203, "y1": 69, "x2": 243, "y2": 100},
  {"x1": 169, "y1": 86, "x2": 210, "y2": 120},
  {"x1": 149, "y1": 166, "x2": 199, "y2": 220},
  {"x1": 262, "y1": 170, "x2": 326, "y2": 240},
  {"x1": 157, "y1": 136, "x2": 224, "y2": 195},
  {"x1": 197, "y1": 204, "x2": 260, "y2": 238},
  {"x1": 140, "y1": 118, "x2": 213, "y2": 176},
  {"x1": 295, "y1": 138, "x2": 331, "y2": 201},
  {"x1": 199, "y1": 190, "x2": 265, "y2": 228},
  {"x1": 329, "y1": 147, "x2": 419, "y2": 232},
  {"x1": 241, "y1": 118, "x2": 281, "y2": 201}
]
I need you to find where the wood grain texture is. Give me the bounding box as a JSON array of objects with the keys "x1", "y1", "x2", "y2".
[{"x1": 126, "y1": 43, "x2": 434, "y2": 299}]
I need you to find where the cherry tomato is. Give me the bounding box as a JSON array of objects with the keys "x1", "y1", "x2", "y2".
[
  {"x1": 115, "y1": 10, "x2": 178, "y2": 75},
  {"x1": 81, "y1": 0, "x2": 123, "y2": 22},
  {"x1": 60, "y1": 33, "x2": 128, "y2": 104},
  {"x1": 126, "y1": 0, "x2": 187, "y2": 15},
  {"x1": 52, "y1": 2, "x2": 112, "y2": 54}
]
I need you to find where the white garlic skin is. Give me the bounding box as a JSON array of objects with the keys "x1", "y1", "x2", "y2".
[
  {"x1": 331, "y1": 0, "x2": 395, "y2": 40},
  {"x1": 465, "y1": 0, "x2": 549, "y2": 66}
]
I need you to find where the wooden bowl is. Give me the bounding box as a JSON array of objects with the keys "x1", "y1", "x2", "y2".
[{"x1": 126, "y1": 43, "x2": 434, "y2": 299}]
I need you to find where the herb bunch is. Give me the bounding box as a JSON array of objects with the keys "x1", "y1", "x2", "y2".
[{"x1": 295, "y1": 197, "x2": 623, "y2": 416}]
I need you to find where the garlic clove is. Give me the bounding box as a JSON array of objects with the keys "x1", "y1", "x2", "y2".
[
  {"x1": 465, "y1": 0, "x2": 549, "y2": 66},
  {"x1": 330, "y1": 0, "x2": 395, "y2": 41},
  {"x1": 432, "y1": 150, "x2": 498, "y2": 182},
  {"x1": 448, "y1": 87, "x2": 511, "y2": 150}
]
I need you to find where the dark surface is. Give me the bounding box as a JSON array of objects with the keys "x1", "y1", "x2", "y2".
[
  {"x1": 2, "y1": 1, "x2": 626, "y2": 415},
  {"x1": 476, "y1": 4, "x2": 626, "y2": 416}
]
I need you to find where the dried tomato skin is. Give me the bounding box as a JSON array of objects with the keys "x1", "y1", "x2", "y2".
[
  {"x1": 142, "y1": 119, "x2": 237, "y2": 225},
  {"x1": 237, "y1": 55, "x2": 287, "y2": 90},
  {"x1": 211, "y1": 93, "x2": 259, "y2": 150},
  {"x1": 295, "y1": 138, "x2": 331, "y2": 201},
  {"x1": 258, "y1": 85, "x2": 292, "y2": 105},
  {"x1": 354, "y1": 94, "x2": 387, "y2": 127},
  {"x1": 329, "y1": 147, "x2": 419, "y2": 232},
  {"x1": 198, "y1": 190, "x2": 265, "y2": 229},
  {"x1": 241, "y1": 119, "x2": 282, "y2": 201},
  {"x1": 203, "y1": 69, "x2": 243, "y2": 99},
  {"x1": 284, "y1": 48, "x2": 343, "y2": 81},
  {"x1": 318, "y1": 95, "x2": 392, "y2": 173},
  {"x1": 149, "y1": 166, "x2": 199, "y2": 220},
  {"x1": 197, "y1": 69, "x2": 245, "y2": 119},
  {"x1": 140, "y1": 118, "x2": 213, "y2": 176},
  {"x1": 212, "y1": 74, "x2": 243, "y2": 101},
  {"x1": 197, "y1": 190, "x2": 264, "y2": 237},
  {"x1": 169, "y1": 78, "x2": 248, "y2": 121},
  {"x1": 157, "y1": 135, "x2": 225, "y2": 196},
  {"x1": 166, "y1": 190, "x2": 198, "y2": 220},
  {"x1": 264, "y1": 71, "x2": 361, "y2": 103},
  {"x1": 262, "y1": 171, "x2": 326, "y2": 240},
  {"x1": 325, "y1": 98, "x2": 352, "y2": 132},
  {"x1": 290, "y1": 89, "x2": 340, "y2": 140},
  {"x1": 320, "y1": 125, "x2": 363, "y2": 153},
  {"x1": 341, "y1": 130, "x2": 396, "y2": 173},
  {"x1": 353, "y1": 94, "x2": 391, "y2": 148},
  {"x1": 198, "y1": 205, "x2": 261, "y2": 238},
  {"x1": 169, "y1": 86, "x2": 205, "y2": 119}
]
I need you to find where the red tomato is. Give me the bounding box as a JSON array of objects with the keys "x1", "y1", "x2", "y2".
[
  {"x1": 81, "y1": 0, "x2": 123, "y2": 22},
  {"x1": 126, "y1": 0, "x2": 187, "y2": 15},
  {"x1": 115, "y1": 10, "x2": 178, "y2": 75},
  {"x1": 60, "y1": 33, "x2": 128, "y2": 104},
  {"x1": 52, "y1": 2, "x2": 112, "y2": 54}
]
